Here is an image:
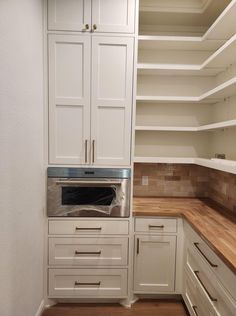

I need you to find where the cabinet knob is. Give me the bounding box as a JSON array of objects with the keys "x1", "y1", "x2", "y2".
[
  {"x1": 92, "y1": 24, "x2": 97, "y2": 32},
  {"x1": 83, "y1": 24, "x2": 90, "y2": 31}
]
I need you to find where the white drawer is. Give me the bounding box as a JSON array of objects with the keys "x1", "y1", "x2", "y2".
[
  {"x1": 135, "y1": 217, "x2": 177, "y2": 233},
  {"x1": 49, "y1": 220, "x2": 129, "y2": 235},
  {"x1": 183, "y1": 268, "x2": 217, "y2": 316},
  {"x1": 49, "y1": 237, "x2": 128, "y2": 266},
  {"x1": 185, "y1": 222, "x2": 236, "y2": 300},
  {"x1": 186, "y1": 246, "x2": 236, "y2": 316},
  {"x1": 48, "y1": 268, "x2": 127, "y2": 297}
]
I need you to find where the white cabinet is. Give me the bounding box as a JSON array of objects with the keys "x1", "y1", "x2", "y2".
[
  {"x1": 133, "y1": 235, "x2": 176, "y2": 293},
  {"x1": 183, "y1": 222, "x2": 236, "y2": 316},
  {"x1": 48, "y1": 34, "x2": 134, "y2": 166},
  {"x1": 91, "y1": 36, "x2": 133, "y2": 165},
  {"x1": 48, "y1": 0, "x2": 135, "y2": 33},
  {"x1": 48, "y1": 34, "x2": 91, "y2": 165},
  {"x1": 48, "y1": 219, "x2": 129, "y2": 298}
]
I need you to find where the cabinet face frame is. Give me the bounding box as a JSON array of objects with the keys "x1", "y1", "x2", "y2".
[
  {"x1": 48, "y1": 34, "x2": 91, "y2": 165},
  {"x1": 133, "y1": 235, "x2": 176, "y2": 293},
  {"x1": 48, "y1": 0, "x2": 92, "y2": 32}
]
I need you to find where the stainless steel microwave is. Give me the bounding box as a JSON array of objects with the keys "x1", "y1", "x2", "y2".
[{"x1": 47, "y1": 167, "x2": 131, "y2": 217}]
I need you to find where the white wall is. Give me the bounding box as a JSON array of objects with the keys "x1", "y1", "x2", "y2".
[{"x1": 0, "y1": 1, "x2": 45, "y2": 316}]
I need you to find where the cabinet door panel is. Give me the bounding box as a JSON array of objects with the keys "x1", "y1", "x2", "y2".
[
  {"x1": 134, "y1": 235, "x2": 176, "y2": 293},
  {"x1": 92, "y1": 0, "x2": 135, "y2": 33},
  {"x1": 48, "y1": 35, "x2": 90, "y2": 164},
  {"x1": 48, "y1": 0, "x2": 91, "y2": 31},
  {"x1": 91, "y1": 36, "x2": 134, "y2": 166}
]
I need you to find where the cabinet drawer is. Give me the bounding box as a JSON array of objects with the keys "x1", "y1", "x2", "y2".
[
  {"x1": 49, "y1": 237, "x2": 128, "y2": 266},
  {"x1": 185, "y1": 222, "x2": 236, "y2": 300},
  {"x1": 49, "y1": 220, "x2": 129, "y2": 235},
  {"x1": 186, "y1": 247, "x2": 236, "y2": 316},
  {"x1": 183, "y1": 269, "x2": 216, "y2": 316},
  {"x1": 135, "y1": 218, "x2": 177, "y2": 233},
  {"x1": 48, "y1": 268, "x2": 127, "y2": 297}
]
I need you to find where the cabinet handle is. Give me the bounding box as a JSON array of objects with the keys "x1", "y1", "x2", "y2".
[
  {"x1": 192, "y1": 306, "x2": 199, "y2": 316},
  {"x1": 92, "y1": 24, "x2": 97, "y2": 32},
  {"x1": 194, "y1": 243, "x2": 218, "y2": 268},
  {"x1": 75, "y1": 227, "x2": 102, "y2": 231},
  {"x1": 74, "y1": 281, "x2": 101, "y2": 287},
  {"x1": 92, "y1": 140, "x2": 95, "y2": 163},
  {"x1": 149, "y1": 225, "x2": 164, "y2": 229},
  {"x1": 85, "y1": 139, "x2": 88, "y2": 163},
  {"x1": 194, "y1": 271, "x2": 217, "y2": 302},
  {"x1": 137, "y1": 238, "x2": 140, "y2": 255},
  {"x1": 75, "y1": 250, "x2": 101, "y2": 255}
]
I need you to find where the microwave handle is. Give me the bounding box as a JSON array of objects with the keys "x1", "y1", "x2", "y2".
[{"x1": 55, "y1": 180, "x2": 122, "y2": 185}]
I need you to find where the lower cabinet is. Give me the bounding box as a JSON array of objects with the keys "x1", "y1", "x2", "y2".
[
  {"x1": 183, "y1": 222, "x2": 236, "y2": 316},
  {"x1": 133, "y1": 235, "x2": 176, "y2": 293},
  {"x1": 133, "y1": 217, "x2": 178, "y2": 294},
  {"x1": 48, "y1": 219, "x2": 129, "y2": 299}
]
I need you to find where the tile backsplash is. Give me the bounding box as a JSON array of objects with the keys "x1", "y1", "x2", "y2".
[{"x1": 134, "y1": 163, "x2": 236, "y2": 213}]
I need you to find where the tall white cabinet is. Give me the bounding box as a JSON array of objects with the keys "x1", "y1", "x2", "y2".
[{"x1": 47, "y1": 0, "x2": 136, "y2": 166}]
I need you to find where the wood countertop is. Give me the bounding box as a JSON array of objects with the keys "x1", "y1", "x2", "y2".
[{"x1": 133, "y1": 197, "x2": 236, "y2": 274}]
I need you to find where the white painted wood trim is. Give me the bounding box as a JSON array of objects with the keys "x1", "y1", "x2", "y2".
[
  {"x1": 35, "y1": 300, "x2": 45, "y2": 316},
  {"x1": 134, "y1": 157, "x2": 236, "y2": 175}
]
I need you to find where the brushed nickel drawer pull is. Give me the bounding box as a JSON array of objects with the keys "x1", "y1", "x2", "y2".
[
  {"x1": 149, "y1": 225, "x2": 164, "y2": 229},
  {"x1": 92, "y1": 140, "x2": 95, "y2": 163},
  {"x1": 85, "y1": 139, "x2": 88, "y2": 163},
  {"x1": 192, "y1": 306, "x2": 199, "y2": 316},
  {"x1": 137, "y1": 238, "x2": 140, "y2": 255},
  {"x1": 194, "y1": 243, "x2": 218, "y2": 268},
  {"x1": 194, "y1": 271, "x2": 217, "y2": 302},
  {"x1": 75, "y1": 227, "x2": 102, "y2": 231},
  {"x1": 74, "y1": 281, "x2": 101, "y2": 286},
  {"x1": 75, "y1": 251, "x2": 101, "y2": 255}
]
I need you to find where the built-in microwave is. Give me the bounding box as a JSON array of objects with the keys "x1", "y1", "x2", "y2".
[{"x1": 47, "y1": 167, "x2": 131, "y2": 217}]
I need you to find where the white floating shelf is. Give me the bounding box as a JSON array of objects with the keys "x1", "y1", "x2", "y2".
[
  {"x1": 135, "y1": 126, "x2": 198, "y2": 132},
  {"x1": 135, "y1": 120, "x2": 236, "y2": 132},
  {"x1": 137, "y1": 76, "x2": 236, "y2": 103},
  {"x1": 134, "y1": 157, "x2": 195, "y2": 164},
  {"x1": 139, "y1": 0, "x2": 236, "y2": 41},
  {"x1": 134, "y1": 157, "x2": 236, "y2": 175},
  {"x1": 138, "y1": 35, "x2": 224, "y2": 51},
  {"x1": 138, "y1": 34, "x2": 236, "y2": 76}
]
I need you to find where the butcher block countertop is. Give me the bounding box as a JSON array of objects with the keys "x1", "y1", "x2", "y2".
[{"x1": 133, "y1": 197, "x2": 236, "y2": 274}]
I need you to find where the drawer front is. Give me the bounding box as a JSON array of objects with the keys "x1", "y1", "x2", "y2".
[
  {"x1": 49, "y1": 220, "x2": 129, "y2": 235},
  {"x1": 48, "y1": 268, "x2": 127, "y2": 297},
  {"x1": 135, "y1": 218, "x2": 177, "y2": 233},
  {"x1": 183, "y1": 269, "x2": 217, "y2": 316},
  {"x1": 186, "y1": 246, "x2": 236, "y2": 316},
  {"x1": 49, "y1": 237, "x2": 128, "y2": 266},
  {"x1": 185, "y1": 222, "x2": 236, "y2": 300}
]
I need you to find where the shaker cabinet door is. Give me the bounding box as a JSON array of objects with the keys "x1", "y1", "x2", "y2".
[
  {"x1": 91, "y1": 36, "x2": 134, "y2": 166},
  {"x1": 48, "y1": 35, "x2": 91, "y2": 165},
  {"x1": 48, "y1": 0, "x2": 91, "y2": 32},
  {"x1": 134, "y1": 235, "x2": 176, "y2": 293},
  {"x1": 91, "y1": 0, "x2": 135, "y2": 33}
]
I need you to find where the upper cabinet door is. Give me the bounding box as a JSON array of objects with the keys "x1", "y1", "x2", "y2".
[
  {"x1": 92, "y1": 0, "x2": 135, "y2": 33},
  {"x1": 91, "y1": 36, "x2": 134, "y2": 166},
  {"x1": 48, "y1": 0, "x2": 91, "y2": 32},
  {"x1": 48, "y1": 35, "x2": 91, "y2": 165}
]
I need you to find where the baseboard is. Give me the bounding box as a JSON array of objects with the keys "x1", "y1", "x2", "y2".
[{"x1": 35, "y1": 300, "x2": 45, "y2": 316}]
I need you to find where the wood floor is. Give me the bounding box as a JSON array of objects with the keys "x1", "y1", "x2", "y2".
[{"x1": 42, "y1": 300, "x2": 189, "y2": 316}]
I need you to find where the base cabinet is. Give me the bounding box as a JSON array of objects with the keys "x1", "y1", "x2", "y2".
[
  {"x1": 183, "y1": 222, "x2": 236, "y2": 316},
  {"x1": 133, "y1": 235, "x2": 176, "y2": 293},
  {"x1": 48, "y1": 219, "x2": 129, "y2": 299}
]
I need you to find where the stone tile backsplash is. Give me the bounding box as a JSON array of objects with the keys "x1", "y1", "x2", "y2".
[{"x1": 134, "y1": 163, "x2": 236, "y2": 213}]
